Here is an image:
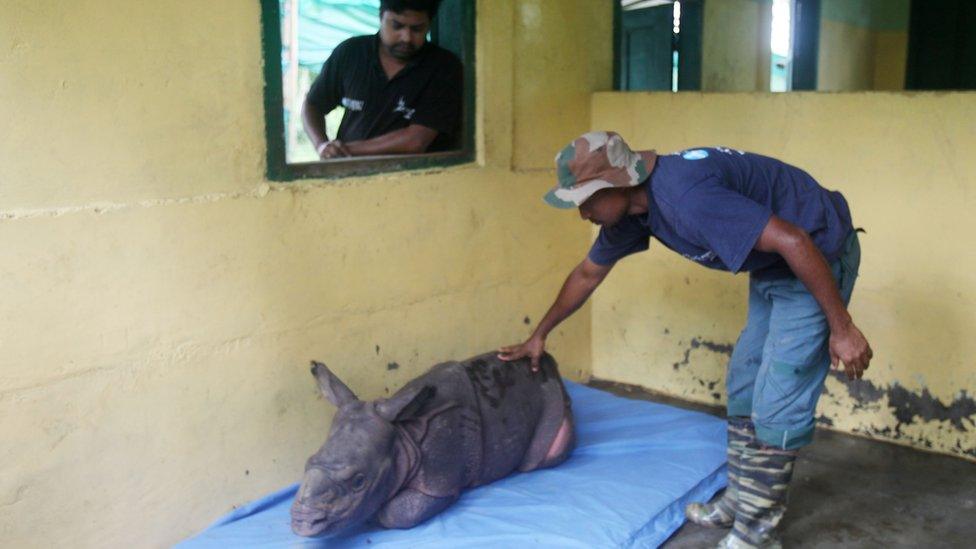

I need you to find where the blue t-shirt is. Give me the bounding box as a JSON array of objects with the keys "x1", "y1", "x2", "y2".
[{"x1": 588, "y1": 147, "x2": 853, "y2": 279}]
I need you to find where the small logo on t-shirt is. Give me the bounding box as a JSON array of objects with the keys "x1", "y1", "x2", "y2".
[
  {"x1": 341, "y1": 97, "x2": 364, "y2": 111},
  {"x1": 394, "y1": 97, "x2": 415, "y2": 120},
  {"x1": 682, "y1": 149, "x2": 709, "y2": 160},
  {"x1": 684, "y1": 250, "x2": 717, "y2": 264}
]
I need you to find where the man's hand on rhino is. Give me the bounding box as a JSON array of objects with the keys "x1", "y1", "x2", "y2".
[{"x1": 497, "y1": 336, "x2": 546, "y2": 372}]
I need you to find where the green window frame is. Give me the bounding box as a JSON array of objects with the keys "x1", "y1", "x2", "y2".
[{"x1": 260, "y1": 0, "x2": 476, "y2": 181}]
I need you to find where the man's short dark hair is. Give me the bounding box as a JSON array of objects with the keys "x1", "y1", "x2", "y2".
[{"x1": 380, "y1": 0, "x2": 442, "y2": 19}]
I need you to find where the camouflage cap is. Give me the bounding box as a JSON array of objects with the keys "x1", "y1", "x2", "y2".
[{"x1": 544, "y1": 131, "x2": 656, "y2": 209}]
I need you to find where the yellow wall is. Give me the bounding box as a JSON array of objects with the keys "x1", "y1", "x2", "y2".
[
  {"x1": 818, "y1": 19, "x2": 875, "y2": 91},
  {"x1": 702, "y1": 0, "x2": 771, "y2": 92},
  {"x1": 817, "y1": 21, "x2": 908, "y2": 92},
  {"x1": 591, "y1": 91, "x2": 976, "y2": 462},
  {"x1": 512, "y1": 0, "x2": 614, "y2": 169},
  {"x1": 0, "y1": 0, "x2": 609, "y2": 546},
  {"x1": 871, "y1": 31, "x2": 908, "y2": 91},
  {"x1": 817, "y1": 0, "x2": 910, "y2": 91}
]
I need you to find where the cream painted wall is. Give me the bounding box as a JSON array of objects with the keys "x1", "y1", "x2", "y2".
[
  {"x1": 512, "y1": 0, "x2": 614, "y2": 169},
  {"x1": 818, "y1": 0, "x2": 910, "y2": 91},
  {"x1": 817, "y1": 21, "x2": 908, "y2": 92},
  {"x1": 0, "y1": 0, "x2": 608, "y2": 546},
  {"x1": 872, "y1": 31, "x2": 908, "y2": 91},
  {"x1": 591, "y1": 91, "x2": 976, "y2": 462},
  {"x1": 702, "y1": 0, "x2": 771, "y2": 92},
  {"x1": 818, "y1": 19, "x2": 875, "y2": 91}
]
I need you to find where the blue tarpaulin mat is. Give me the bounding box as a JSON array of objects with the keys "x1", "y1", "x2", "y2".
[{"x1": 179, "y1": 381, "x2": 727, "y2": 548}]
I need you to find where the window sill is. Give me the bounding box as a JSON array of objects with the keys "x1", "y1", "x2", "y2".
[{"x1": 269, "y1": 149, "x2": 474, "y2": 181}]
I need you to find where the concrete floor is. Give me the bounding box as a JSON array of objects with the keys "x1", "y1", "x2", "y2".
[{"x1": 589, "y1": 380, "x2": 976, "y2": 549}]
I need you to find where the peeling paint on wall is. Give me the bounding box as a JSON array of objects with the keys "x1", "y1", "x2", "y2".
[
  {"x1": 659, "y1": 337, "x2": 976, "y2": 458},
  {"x1": 673, "y1": 337, "x2": 735, "y2": 370},
  {"x1": 824, "y1": 371, "x2": 976, "y2": 458}
]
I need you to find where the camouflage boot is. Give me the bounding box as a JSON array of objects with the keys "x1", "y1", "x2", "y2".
[
  {"x1": 685, "y1": 416, "x2": 754, "y2": 528},
  {"x1": 717, "y1": 441, "x2": 798, "y2": 549}
]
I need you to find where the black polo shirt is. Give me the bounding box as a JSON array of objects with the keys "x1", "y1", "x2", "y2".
[{"x1": 306, "y1": 34, "x2": 463, "y2": 152}]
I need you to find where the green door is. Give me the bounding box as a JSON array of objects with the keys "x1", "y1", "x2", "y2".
[{"x1": 619, "y1": 4, "x2": 675, "y2": 91}]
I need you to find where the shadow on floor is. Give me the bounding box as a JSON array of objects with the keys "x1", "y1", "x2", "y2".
[{"x1": 588, "y1": 379, "x2": 976, "y2": 549}]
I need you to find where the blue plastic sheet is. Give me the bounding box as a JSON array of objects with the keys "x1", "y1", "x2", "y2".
[{"x1": 179, "y1": 382, "x2": 727, "y2": 548}]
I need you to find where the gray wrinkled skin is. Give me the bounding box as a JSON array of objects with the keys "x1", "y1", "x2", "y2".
[{"x1": 290, "y1": 352, "x2": 575, "y2": 537}]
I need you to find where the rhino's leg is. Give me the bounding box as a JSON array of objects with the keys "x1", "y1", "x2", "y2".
[
  {"x1": 520, "y1": 412, "x2": 575, "y2": 472},
  {"x1": 376, "y1": 488, "x2": 458, "y2": 529},
  {"x1": 518, "y1": 365, "x2": 575, "y2": 472},
  {"x1": 544, "y1": 415, "x2": 575, "y2": 464}
]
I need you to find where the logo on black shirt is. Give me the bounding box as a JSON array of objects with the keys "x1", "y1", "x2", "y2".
[
  {"x1": 394, "y1": 97, "x2": 415, "y2": 121},
  {"x1": 341, "y1": 97, "x2": 364, "y2": 111}
]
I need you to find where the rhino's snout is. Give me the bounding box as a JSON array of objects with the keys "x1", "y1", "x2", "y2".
[
  {"x1": 297, "y1": 469, "x2": 336, "y2": 502},
  {"x1": 291, "y1": 469, "x2": 342, "y2": 536},
  {"x1": 291, "y1": 510, "x2": 330, "y2": 537},
  {"x1": 291, "y1": 500, "x2": 334, "y2": 537}
]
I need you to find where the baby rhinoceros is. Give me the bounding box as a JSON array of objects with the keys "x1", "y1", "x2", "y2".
[{"x1": 290, "y1": 352, "x2": 575, "y2": 537}]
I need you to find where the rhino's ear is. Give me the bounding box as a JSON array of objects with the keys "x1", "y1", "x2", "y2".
[
  {"x1": 310, "y1": 361, "x2": 358, "y2": 407},
  {"x1": 375, "y1": 385, "x2": 436, "y2": 423}
]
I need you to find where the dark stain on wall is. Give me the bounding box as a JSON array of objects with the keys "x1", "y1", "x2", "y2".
[
  {"x1": 826, "y1": 373, "x2": 887, "y2": 412},
  {"x1": 827, "y1": 371, "x2": 975, "y2": 431},
  {"x1": 673, "y1": 337, "x2": 735, "y2": 370},
  {"x1": 666, "y1": 336, "x2": 975, "y2": 458},
  {"x1": 887, "y1": 385, "x2": 976, "y2": 432},
  {"x1": 672, "y1": 349, "x2": 690, "y2": 370},
  {"x1": 816, "y1": 415, "x2": 835, "y2": 427},
  {"x1": 690, "y1": 338, "x2": 735, "y2": 356},
  {"x1": 825, "y1": 370, "x2": 976, "y2": 458}
]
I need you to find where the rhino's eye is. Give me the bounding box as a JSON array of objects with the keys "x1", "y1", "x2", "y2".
[{"x1": 351, "y1": 473, "x2": 366, "y2": 491}]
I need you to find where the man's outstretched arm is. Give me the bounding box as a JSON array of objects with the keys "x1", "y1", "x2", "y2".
[
  {"x1": 755, "y1": 215, "x2": 873, "y2": 379},
  {"x1": 498, "y1": 257, "x2": 613, "y2": 371}
]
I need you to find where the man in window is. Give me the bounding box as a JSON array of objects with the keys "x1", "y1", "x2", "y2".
[
  {"x1": 499, "y1": 132, "x2": 873, "y2": 548},
  {"x1": 302, "y1": 0, "x2": 462, "y2": 159}
]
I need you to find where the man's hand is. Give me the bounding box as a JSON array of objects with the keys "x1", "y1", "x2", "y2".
[
  {"x1": 498, "y1": 336, "x2": 546, "y2": 372},
  {"x1": 756, "y1": 217, "x2": 873, "y2": 382},
  {"x1": 318, "y1": 140, "x2": 351, "y2": 159},
  {"x1": 497, "y1": 258, "x2": 611, "y2": 373},
  {"x1": 829, "y1": 322, "x2": 873, "y2": 380}
]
